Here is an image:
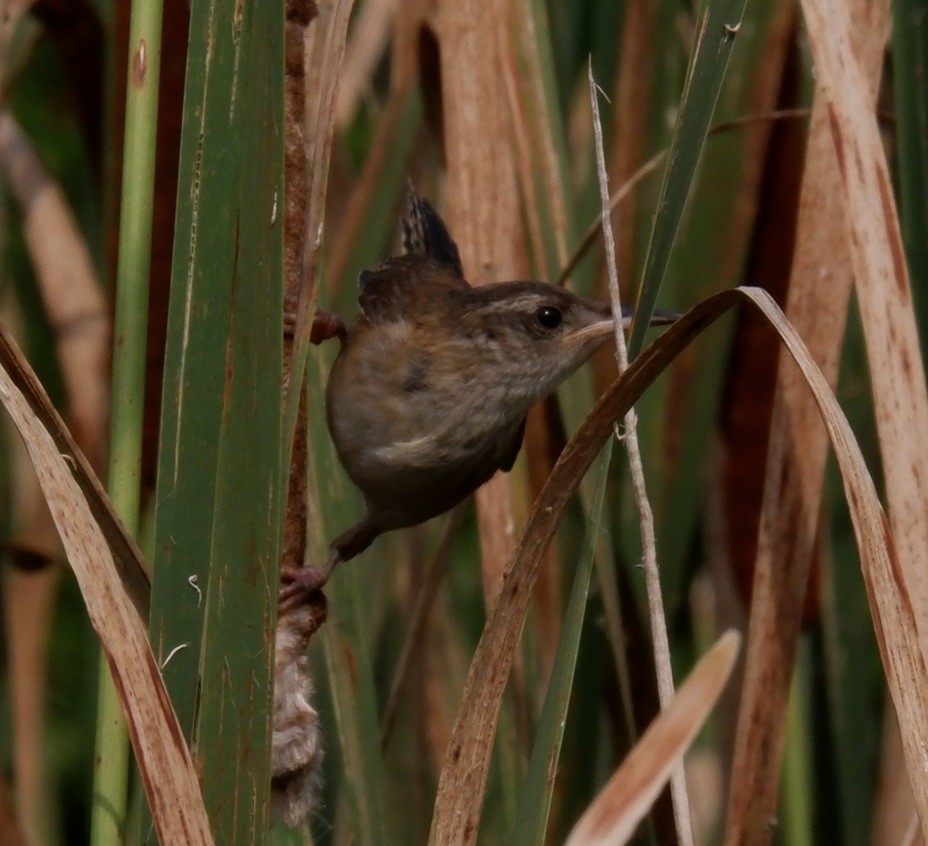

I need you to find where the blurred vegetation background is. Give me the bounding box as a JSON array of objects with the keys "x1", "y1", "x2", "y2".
[{"x1": 0, "y1": 0, "x2": 925, "y2": 844}]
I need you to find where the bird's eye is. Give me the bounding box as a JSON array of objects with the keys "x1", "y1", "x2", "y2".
[{"x1": 536, "y1": 306, "x2": 563, "y2": 329}]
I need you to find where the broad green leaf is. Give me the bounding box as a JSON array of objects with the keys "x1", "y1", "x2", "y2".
[{"x1": 151, "y1": 0, "x2": 284, "y2": 841}]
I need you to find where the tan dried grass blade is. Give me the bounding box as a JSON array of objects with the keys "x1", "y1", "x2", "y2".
[
  {"x1": 0, "y1": 331, "x2": 211, "y2": 845},
  {"x1": 292, "y1": 0, "x2": 355, "y2": 349},
  {"x1": 0, "y1": 334, "x2": 150, "y2": 616},
  {"x1": 799, "y1": 0, "x2": 928, "y2": 645},
  {"x1": 797, "y1": 0, "x2": 928, "y2": 833},
  {"x1": 0, "y1": 112, "x2": 110, "y2": 469},
  {"x1": 565, "y1": 631, "x2": 741, "y2": 846},
  {"x1": 436, "y1": 0, "x2": 528, "y2": 605},
  {"x1": 335, "y1": 0, "x2": 395, "y2": 128},
  {"x1": 0, "y1": 770, "x2": 24, "y2": 846},
  {"x1": 0, "y1": 109, "x2": 114, "y2": 846},
  {"x1": 723, "y1": 0, "x2": 890, "y2": 838},
  {"x1": 429, "y1": 286, "x2": 928, "y2": 844},
  {"x1": 738, "y1": 288, "x2": 928, "y2": 837}
]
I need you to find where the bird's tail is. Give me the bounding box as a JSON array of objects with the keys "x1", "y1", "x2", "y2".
[{"x1": 401, "y1": 182, "x2": 466, "y2": 279}]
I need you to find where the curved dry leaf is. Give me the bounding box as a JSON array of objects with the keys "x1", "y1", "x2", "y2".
[
  {"x1": 0, "y1": 335, "x2": 211, "y2": 844},
  {"x1": 429, "y1": 286, "x2": 927, "y2": 845},
  {"x1": 565, "y1": 631, "x2": 740, "y2": 846},
  {"x1": 723, "y1": 0, "x2": 890, "y2": 837},
  {"x1": 800, "y1": 0, "x2": 928, "y2": 652},
  {"x1": 797, "y1": 0, "x2": 928, "y2": 835}
]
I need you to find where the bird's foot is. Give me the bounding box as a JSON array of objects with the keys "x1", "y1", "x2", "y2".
[
  {"x1": 278, "y1": 565, "x2": 328, "y2": 617},
  {"x1": 278, "y1": 548, "x2": 343, "y2": 616},
  {"x1": 283, "y1": 293, "x2": 347, "y2": 346}
]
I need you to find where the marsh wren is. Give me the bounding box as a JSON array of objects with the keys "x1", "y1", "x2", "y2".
[{"x1": 281, "y1": 191, "x2": 674, "y2": 602}]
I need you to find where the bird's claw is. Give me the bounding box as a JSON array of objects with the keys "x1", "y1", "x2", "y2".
[
  {"x1": 279, "y1": 565, "x2": 328, "y2": 616},
  {"x1": 283, "y1": 294, "x2": 347, "y2": 346}
]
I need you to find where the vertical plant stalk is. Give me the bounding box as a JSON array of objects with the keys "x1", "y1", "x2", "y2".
[
  {"x1": 292, "y1": 3, "x2": 399, "y2": 842},
  {"x1": 801, "y1": 0, "x2": 928, "y2": 651},
  {"x1": 605, "y1": 0, "x2": 656, "y2": 294},
  {"x1": 271, "y1": 1, "x2": 327, "y2": 825},
  {"x1": 437, "y1": 0, "x2": 527, "y2": 606},
  {"x1": 723, "y1": 1, "x2": 889, "y2": 840},
  {"x1": 280, "y1": 0, "x2": 313, "y2": 584},
  {"x1": 288, "y1": 0, "x2": 355, "y2": 367},
  {"x1": 589, "y1": 67, "x2": 695, "y2": 846},
  {"x1": 91, "y1": 1, "x2": 163, "y2": 843}
]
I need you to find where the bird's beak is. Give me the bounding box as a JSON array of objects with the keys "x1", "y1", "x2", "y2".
[
  {"x1": 567, "y1": 306, "x2": 680, "y2": 348},
  {"x1": 566, "y1": 319, "x2": 615, "y2": 348}
]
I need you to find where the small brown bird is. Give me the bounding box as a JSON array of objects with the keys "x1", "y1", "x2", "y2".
[{"x1": 281, "y1": 191, "x2": 674, "y2": 600}]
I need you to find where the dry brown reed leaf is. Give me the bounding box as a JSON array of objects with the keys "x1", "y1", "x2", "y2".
[
  {"x1": 2, "y1": 436, "x2": 59, "y2": 844},
  {"x1": 325, "y1": 76, "x2": 416, "y2": 298},
  {"x1": 606, "y1": 0, "x2": 658, "y2": 293},
  {"x1": 723, "y1": 0, "x2": 889, "y2": 839},
  {"x1": 436, "y1": 0, "x2": 527, "y2": 607},
  {"x1": 0, "y1": 331, "x2": 149, "y2": 615},
  {"x1": 0, "y1": 113, "x2": 110, "y2": 469},
  {"x1": 0, "y1": 770, "x2": 24, "y2": 846},
  {"x1": 0, "y1": 61, "x2": 111, "y2": 846},
  {"x1": 801, "y1": 0, "x2": 928, "y2": 834},
  {"x1": 282, "y1": 0, "x2": 315, "y2": 574},
  {"x1": 873, "y1": 710, "x2": 923, "y2": 846},
  {"x1": 502, "y1": 0, "x2": 569, "y2": 272},
  {"x1": 497, "y1": 0, "x2": 572, "y2": 675},
  {"x1": 282, "y1": 0, "x2": 350, "y2": 598},
  {"x1": 276, "y1": 6, "x2": 329, "y2": 825},
  {"x1": 429, "y1": 286, "x2": 925, "y2": 845},
  {"x1": 334, "y1": 0, "x2": 395, "y2": 128},
  {"x1": 1, "y1": 358, "x2": 61, "y2": 842},
  {"x1": 284, "y1": 0, "x2": 313, "y2": 321},
  {"x1": 800, "y1": 0, "x2": 928, "y2": 646},
  {"x1": 499, "y1": 45, "x2": 546, "y2": 278},
  {"x1": 565, "y1": 631, "x2": 741, "y2": 846},
  {"x1": 0, "y1": 333, "x2": 211, "y2": 845},
  {"x1": 292, "y1": 0, "x2": 355, "y2": 350},
  {"x1": 2, "y1": 564, "x2": 57, "y2": 846}
]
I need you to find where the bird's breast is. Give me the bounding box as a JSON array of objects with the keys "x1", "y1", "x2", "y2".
[{"x1": 326, "y1": 323, "x2": 524, "y2": 503}]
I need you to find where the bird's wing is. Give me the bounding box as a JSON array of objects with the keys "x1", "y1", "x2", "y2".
[
  {"x1": 498, "y1": 416, "x2": 527, "y2": 473},
  {"x1": 402, "y1": 186, "x2": 467, "y2": 282},
  {"x1": 358, "y1": 257, "x2": 462, "y2": 323},
  {"x1": 358, "y1": 188, "x2": 467, "y2": 324}
]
